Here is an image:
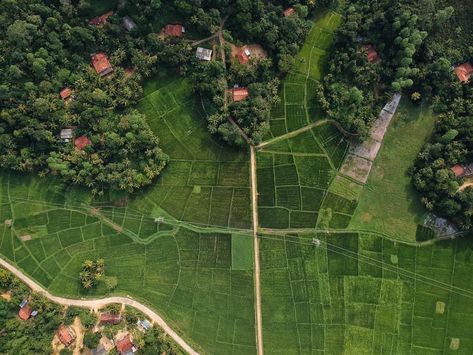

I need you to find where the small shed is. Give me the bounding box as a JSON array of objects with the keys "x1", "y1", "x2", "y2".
[
  {"x1": 60, "y1": 87, "x2": 72, "y2": 101},
  {"x1": 89, "y1": 11, "x2": 114, "y2": 26},
  {"x1": 454, "y1": 62, "x2": 473, "y2": 82},
  {"x1": 60, "y1": 128, "x2": 74, "y2": 142},
  {"x1": 196, "y1": 47, "x2": 212, "y2": 61},
  {"x1": 283, "y1": 8, "x2": 295, "y2": 17},
  {"x1": 364, "y1": 44, "x2": 379, "y2": 62},
  {"x1": 99, "y1": 312, "x2": 121, "y2": 325},
  {"x1": 231, "y1": 87, "x2": 249, "y2": 102},
  {"x1": 116, "y1": 335, "x2": 136, "y2": 354},
  {"x1": 91, "y1": 52, "x2": 114, "y2": 77},
  {"x1": 163, "y1": 24, "x2": 185, "y2": 37},
  {"x1": 57, "y1": 325, "x2": 76, "y2": 346},
  {"x1": 137, "y1": 319, "x2": 152, "y2": 332},
  {"x1": 122, "y1": 16, "x2": 137, "y2": 32},
  {"x1": 74, "y1": 136, "x2": 92, "y2": 151},
  {"x1": 19, "y1": 304, "x2": 32, "y2": 321},
  {"x1": 237, "y1": 47, "x2": 250, "y2": 65}
]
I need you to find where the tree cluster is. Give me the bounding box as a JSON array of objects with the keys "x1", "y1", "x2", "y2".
[{"x1": 79, "y1": 258, "x2": 105, "y2": 289}]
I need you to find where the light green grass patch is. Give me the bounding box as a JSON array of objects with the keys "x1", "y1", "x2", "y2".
[{"x1": 231, "y1": 234, "x2": 253, "y2": 270}]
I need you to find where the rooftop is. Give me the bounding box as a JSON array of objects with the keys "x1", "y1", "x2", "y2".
[
  {"x1": 99, "y1": 312, "x2": 121, "y2": 324},
  {"x1": 454, "y1": 62, "x2": 473, "y2": 82},
  {"x1": 60, "y1": 128, "x2": 74, "y2": 140},
  {"x1": 60, "y1": 87, "x2": 72, "y2": 100},
  {"x1": 283, "y1": 8, "x2": 295, "y2": 17},
  {"x1": 89, "y1": 11, "x2": 114, "y2": 26},
  {"x1": 122, "y1": 16, "x2": 137, "y2": 32},
  {"x1": 365, "y1": 44, "x2": 379, "y2": 62},
  {"x1": 163, "y1": 24, "x2": 184, "y2": 37},
  {"x1": 91, "y1": 52, "x2": 113, "y2": 76},
  {"x1": 116, "y1": 335, "x2": 135, "y2": 354},
  {"x1": 19, "y1": 304, "x2": 32, "y2": 321},
  {"x1": 231, "y1": 87, "x2": 249, "y2": 102},
  {"x1": 57, "y1": 325, "x2": 76, "y2": 346},
  {"x1": 74, "y1": 136, "x2": 92, "y2": 151},
  {"x1": 196, "y1": 47, "x2": 212, "y2": 61}
]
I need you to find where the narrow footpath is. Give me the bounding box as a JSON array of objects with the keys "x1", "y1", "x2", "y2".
[{"x1": 0, "y1": 258, "x2": 199, "y2": 355}]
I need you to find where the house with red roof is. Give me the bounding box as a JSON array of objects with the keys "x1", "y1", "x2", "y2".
[
  {"x1": 60, "y1": 87, "x2": 72, "y2": 101},
  {"x1": 284, "y1": 8, "x2": 295, "y2": 17},
  {"x1": 89, "y1": 11, "x2": 114, "y2": 26},
  {"x1": 18, "y1": 304, "x2": 32, "y2": 321},
  {"x1": 91, "y1": 53, "x2": 114, "y2": 77},
  {"x1": 116, "y1": 334, "x2": 137, "y2": 355},
  {"x1": 231, "y1": 87, "x2": 249, "y2": 102},
  {"x1": 364, "y1": 44, "x2": 379, "y2": 62},
  {"x1": 451, "y1": 163, "x2": 473, "y2": 177},
  {"x1": 454, "y1": 62, "x2": 473, "y2": 83},
  {"x1": 99, "y1": 312, "x2": 121, "y2": 325},
  {"x1": 74, "y1": 136, "x2": 91, "y2": 151},
  {"x1": 163, "y1": 24, "x2": 185, "y2": 37},
  {"x1": 57, "y1": 325, "x2": 76, "y2": 346},
  {"x1": 237, "y1": 47, "x2": 251, "y2": 65}
]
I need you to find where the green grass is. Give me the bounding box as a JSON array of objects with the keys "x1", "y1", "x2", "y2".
[
  {"x1": 231, "y1": 234, "x2": 253, "y2": 270},
  {"x1": 350, "y1": 100, "x2": 435, "y2": 241}
]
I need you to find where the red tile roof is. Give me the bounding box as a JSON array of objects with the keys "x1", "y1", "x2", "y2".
[
  {"x1": 89, "y1": 11, "x2": 114, "y2": 26},
  {"x1": 60, "y1": 88, "x2": 72, "y2": 100},
  {"x1": 99, "y1": 312, "x2": 121, "y2": 324},
  {"x1": 454, "y1": 62, "x2": 473, "y2": 82},
  {"x1": 19, "y1": 304, "x2": 32, "y2": 321},
  {"x1": 231, "y1": 87, "x2": 249, "y2": 102},
  {"x1": 116, "y1": 335, "x2": 134, "y2": 354},
  {"x1": 57, "y1": 325, "x2": 76, "y2": 346},
  {"x1": 237, "y1": 48, "x2": 250, "y2": 65},
  {"x1": 91, "y1": 52, "x2": 113, "y2": 76},
  {"x1": 365, "y1": 45, "x2": 379, "y2": 62},
  {"x1": 284, "y1": 8, "x2": 295, "y2": 17},
  {"x1": 74, "y1": 136, "x2": 91, "y2": 151},
  {"x1": 164, "y1": 24, "x2": 184, "y2": 37},
  {"x1": 452, "y1": 165, "x2": 464, "y2": 177}
]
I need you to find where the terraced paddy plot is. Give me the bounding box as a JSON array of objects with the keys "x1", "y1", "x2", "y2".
[
  {"x1": 265, "y1": 11, "x2": 342, "y2": 140},
  {"x1": 132, "y1": 76, "x2": 252, "y2": 230},
  {"x1": 260, "y1": 232, "x2": 473, "y2": 354}
]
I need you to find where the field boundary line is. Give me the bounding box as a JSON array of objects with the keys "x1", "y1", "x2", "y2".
[{"x1": 0, "y1": 257, "x2": 200, "y2": 355}]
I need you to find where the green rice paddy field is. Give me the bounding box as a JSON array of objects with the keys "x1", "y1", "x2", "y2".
[{"x1": 2, "y1": 8, "x2": 473, "y2": 355}]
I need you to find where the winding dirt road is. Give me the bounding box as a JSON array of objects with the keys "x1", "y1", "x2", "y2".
[{"x1": 0, "y1": 258, "x2": 199, "y2": 355}]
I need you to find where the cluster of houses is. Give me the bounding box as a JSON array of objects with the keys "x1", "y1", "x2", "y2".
[{"x1": 18, "y1": 299, "x2": 38, "y2": 320}]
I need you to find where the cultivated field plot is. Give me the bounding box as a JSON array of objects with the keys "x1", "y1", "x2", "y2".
[
  {"x1": 0, "y1": 171, "x2": 255, "y2": 354},
  {"x1": 265, "y1": 11, "x2": 342, "y2": 140},
  {"x1": 260, "y1": 232, "x2": 473, "y2": 354},
  {"x1": 257, "y1": 122, "x2": 350, "y2": 230},
  {"x1": 132, "y1": 76, "x2": 252, "y2": 230}
]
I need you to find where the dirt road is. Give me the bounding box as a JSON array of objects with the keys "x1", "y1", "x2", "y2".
[{"x1": 0, "y1": 258, "x2": 199, "y2": 355}]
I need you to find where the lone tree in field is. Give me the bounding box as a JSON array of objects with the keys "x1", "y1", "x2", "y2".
[{"x1": 80, "y1": 259, "x2": 105, "y2": 289}]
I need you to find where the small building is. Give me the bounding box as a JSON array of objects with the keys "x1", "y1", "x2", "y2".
[
  {"x1": 99, "y1": 312, "x2": 121, "y2": 325},
  {"x1": 283, "y1": 7, "x2": 296, "y2": 17},
  {"x1": 91, "y1": 52, "x2": 114, "y2": 77},
  {"x1": 122, "y1": 16, "x2": 137, "y2": 32},
  {"x1": 19, "y1": 303, "x2": 32, "y2": 321},
  {"x1": 231, "y1": 87, "x2": 249, "y2": 102},
  {"x1": 136, "y1": 319, "x2": 152, "y2": 332},
  {"x1": 89, "y1": 11, "x2": 114, "y2": 26},
  {"x1": 196, "y1": 47, "x2": 212, "y2": 61},
  {"x1": 163, "y1": 24, "x2": 185, "y2": 37},
  {"x1": 60, "y1": 128, "x2": 74, "y2": 142},
  {"x1": 74, "y1": 136, "x2": 92, "y2": 151},
  {"x1": 116, "y1": 335, "x2": 137, "y2": 355},
  {"x1": 451, "y1": 163, "x2": 473, "y2": 177},
  {"x1": 237, "y1": 47, "x2": 251, "y2": 65},
  {"x1": 60, "y1": 87, "x2": 73, "y2": 101},
  {"x1": 454, "y1": 62, "x2": 473, "y2": 83},
  {"x1": 364, "y1": 44, "x2": 379, "y2": 62},
  {"x1": 57, "y1": 325, "x2": 76, "y2": 346},
  {"x1": 92, "y1": 344, "x2": 107, "y2": 355}
]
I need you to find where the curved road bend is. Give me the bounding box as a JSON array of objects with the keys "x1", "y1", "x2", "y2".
[{"x1": 0, "y1": 258, "x2": 199, "y2": 355}]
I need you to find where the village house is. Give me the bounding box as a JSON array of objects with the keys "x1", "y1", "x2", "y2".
[
  {"x1": 99, "y1": 312, "x2": 121, "y2": 325},
  {"x1": 454, "y1": 62, "x2": 473, "y2": 82},
  {"x1": 74, "y1": 135, "x2": 92, "y2": 151},
  {"x1": 451, "y1": 163, "x2": 473, "y2": 177},
  {"x1": 116, "y1": 334, "x2": 137, "y2": 355},
  {"x1": 122, "y1": 16, "x2": 137, "y2": 32},
  {"x1": 57, "y1": 325, "x2": 76, "y2": 347},
  {"x1": 283, "y1": 7, "x2": 295, "y2": 17},
  {"x1": 60, "y1": 128, "x2": 74, "y2": 142},
  {"x1": 18, "y1": 302, "x2": 32, "y2": 321},
  {"x1": 364, "y1": 44, "x2": 379, "y2": 62},
  {"x1": 163, "y1": 24, "x2": 185, "y2": 37},
  {"x1": 196, "y1": 47, "x2": 212, "y2": 61},
  {"x1": 60, "y1": 87, "x2": 73, "y2": 102},
  {"x1": 136, "y1": 319, "x2": 152, "y2": 332},
  {"x1": 231, "y1": 87, "x2": 249, "y2": 102},
  {"x1": 91, "y1": 52, "x2": 114, "y2": 77},
  {"x1": 89, "y1": 11, "x2": 114, "y2": 26},
  {"x1": 237, "y1": 47, "x2": 251, "y2": 65}
]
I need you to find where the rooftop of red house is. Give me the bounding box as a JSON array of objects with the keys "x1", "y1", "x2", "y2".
[
  {"x1": 60, "y1": 87, "x2": 72, "y2": 100},
  {"x1": 237, "y1": 47, "x2": 250, "y2": 65},
  {"x1": 454, "y1": 62, "x2": 473, "y2": 83},
  {"x1": 74, "y1": 136, "x2": 91, "y2": 151},
  {"x1": 19, "y1": 304, "x2": 32, "y2": 321},
  {"x1": 57, "y1": 325, "x2": 76, "y2": 346},
  {"x1": 91, "y1": 52, "x2": 113, "y2": 76},
  {"x1": 365, "y1": 44, "x2": 379, "y2": 62},
  {"x1": 283, "y1": 8, "x2": 295, "y2": 17},
  {"x1": 163, "y1": 24, "x2": 185, "y2": 37},
  {"x1": 99, "y1": 312, "x2": 121, "y2": 324},
  {"x1": 89, "y1": 11, "x2": 114, "y2": 26},
  {"x1": 231, "y1": 87, "x2": 249, "y2": 102},
  {"x1": 116, "y1": 335, "x2": 135, "y2": 354}
]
